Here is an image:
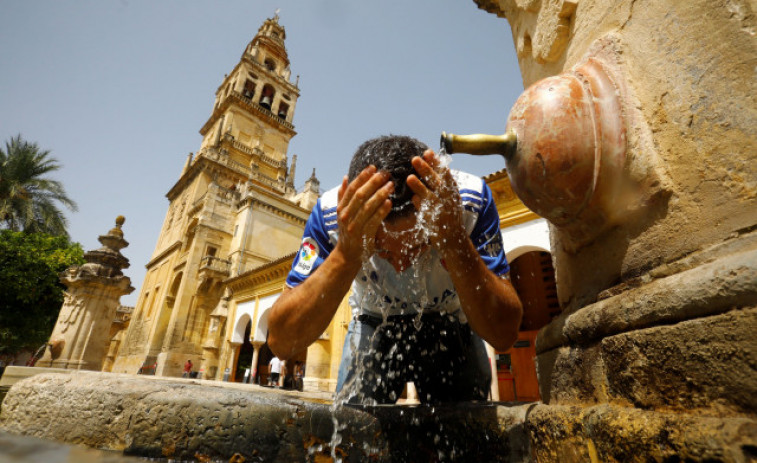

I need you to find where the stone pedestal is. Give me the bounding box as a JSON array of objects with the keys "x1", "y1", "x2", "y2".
[{"x1": 38, "y1": 217, "x2": 133, "y2": 370}]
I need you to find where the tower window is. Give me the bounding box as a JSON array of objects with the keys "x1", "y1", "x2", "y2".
[
  {"x1": 259, "y1": 85, "x2": 275, "y2": 110},
  {"x1": 264, "y1": 58, "x2": 276, "y2": 72},
  {"x1": 277, "y1": 102, "x2": 289, "y2": 120},
  {"x1": 243, "y1": 80, "x2": 256, "y2": 99}
]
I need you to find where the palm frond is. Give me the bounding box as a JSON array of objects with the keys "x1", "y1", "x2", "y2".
[{"x1": 0, "y1": 134, "x2": 77, "y2": 236}]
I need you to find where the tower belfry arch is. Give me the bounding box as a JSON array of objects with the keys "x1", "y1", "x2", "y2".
[{"x1": 111, "y1": 15, "x2": 319, "y2": 378}]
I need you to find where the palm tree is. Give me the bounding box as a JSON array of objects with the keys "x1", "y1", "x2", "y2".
[{"x1": 0, "y1": 135, "x2": 78, "y2": 237}]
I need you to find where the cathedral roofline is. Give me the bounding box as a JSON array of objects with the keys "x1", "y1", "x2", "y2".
[
  {"x1": 145, "y1": 240, "x2": 181, "y2": 270},
  {"x1": 224, "y1": 251, "x2": 297, "y2": 293}
]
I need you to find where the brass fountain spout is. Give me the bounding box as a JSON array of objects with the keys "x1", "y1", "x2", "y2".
[
  {"x1": 440, "y1": 130, "x2": 517, "y2": 160},
  {"x1": 440, "y1": 58, "x2": 628, "y2": 241}
]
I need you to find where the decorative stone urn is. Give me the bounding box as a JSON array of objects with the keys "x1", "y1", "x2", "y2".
[{"x1": 38, "y1": 217, "x2": 134, "y2": 370}]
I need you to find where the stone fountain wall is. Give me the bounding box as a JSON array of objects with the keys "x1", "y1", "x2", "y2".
[
  {"x1": 472, "y1": 0, "x2": 757, "y2": 460},
  {"x1": 478, "y1": 0, "x2": 756, "y2": 309}
]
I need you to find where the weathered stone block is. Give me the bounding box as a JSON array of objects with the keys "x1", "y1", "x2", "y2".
[
  {"x1": 527, "y1": 404, "x2": 757, "y2": 463},
  {"x1": 601, "y1": 306, "x2": 757, "y2": 415},
  {"x1": 536, "y1": 344, "x2": 608, "y2": 405},
  {"x1": 537, "y1": 244, "x2": 757, "y2": 355},
  {"x1": 537, "y1": 307, "x2": 757, "y2": 415}
]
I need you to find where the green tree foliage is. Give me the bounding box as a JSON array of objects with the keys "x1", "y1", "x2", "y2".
[
  {"x1": 0, "y1": 230, "x2": 84, "y2": 355},
  {"x1": 0, "y1": 135, "x2": 78, "y2": 238}
]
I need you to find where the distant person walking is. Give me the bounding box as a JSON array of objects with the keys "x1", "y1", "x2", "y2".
[
  {"x1": 183, "y1": 359, "x2": 193, "y2": 378},
  {"x1": 269, "y1": 356, "x2": 281, "y2": 387},
  {"x1": 295, "y1": 361, "x2": 305, "y2": 391}
]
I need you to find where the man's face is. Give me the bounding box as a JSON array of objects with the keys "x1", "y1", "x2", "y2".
[{"x1": 374, "y1": 213, "x2": 429, "y2": 271}]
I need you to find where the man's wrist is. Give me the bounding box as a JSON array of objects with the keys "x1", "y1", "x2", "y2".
[
  {"x1": 331, "y1": 242, "x2": 365, "y2": 278},
  {"x1": 437, "y1": 226, "x2": 470, "y2": 260}
]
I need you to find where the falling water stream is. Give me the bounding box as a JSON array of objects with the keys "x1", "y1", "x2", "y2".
[{"x1": 320, "y1": 148, "x2": 477, "y2": 461}]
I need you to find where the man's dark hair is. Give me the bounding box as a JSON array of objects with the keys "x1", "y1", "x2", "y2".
[{"x1": 348, "y1": 135, "x2": 428, "y2": 220}]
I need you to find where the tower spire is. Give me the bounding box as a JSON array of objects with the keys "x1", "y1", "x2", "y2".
[{"x1": 287, "y1": 154, "x2": 297, "y2": 189}]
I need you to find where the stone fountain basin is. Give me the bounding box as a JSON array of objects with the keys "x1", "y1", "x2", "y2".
[
  {"x1": 0, "y1": 371, "x2": 529, "y2": 462},
  {"x1": 0, "y1": 370, "x2": 753, "y2": 462}
]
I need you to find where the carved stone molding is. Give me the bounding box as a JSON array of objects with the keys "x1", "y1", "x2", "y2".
[{"x1": 475, "y1": 0, "x2": 577, "y2": 64}]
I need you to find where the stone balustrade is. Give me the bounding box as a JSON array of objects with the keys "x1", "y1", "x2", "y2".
[
  {"x1": 231, "y1": 90, "x2": 294, "y2": 130},
  {"x1": 199, "y1": 256, "x2": 231, "y2": 276}
]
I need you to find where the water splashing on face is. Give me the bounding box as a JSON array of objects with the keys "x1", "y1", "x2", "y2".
[{"x1": 322, "y1": 147, "x2": 465, "y2": 459}]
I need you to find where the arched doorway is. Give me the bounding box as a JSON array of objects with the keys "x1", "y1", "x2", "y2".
[
  {"x1": 256, "y1": 341, "x2": 274, "y2": 386},
  {"x1": 235, "y1": 320, "x2": 254, "y2": 382},
  {"x1": 496, "y1": 249, "x2": 558, "y2": 402},
  {"x1": 230, "y1": 312, "x2": 251, "y2": 382}
]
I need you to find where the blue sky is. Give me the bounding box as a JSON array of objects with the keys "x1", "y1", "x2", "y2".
[{"x1": 0, "y1": 1, "x2": 524, "y2": 305}]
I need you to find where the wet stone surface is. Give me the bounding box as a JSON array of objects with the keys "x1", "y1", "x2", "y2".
[
  {"x1": 2, "y1": 371, "x2": 755, "y2": 462},
  {"x1": 0, "y1": 430, "x2": 149, "y2": 463},
  {"x1": 0, "y1": 371, "x2": 531, "y2": 462}
]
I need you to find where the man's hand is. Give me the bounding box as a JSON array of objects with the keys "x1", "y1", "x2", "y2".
[
  {"x1": 335, "y1": 165, "x2": 394, "y2": 265},
  {"x1": 269, "y1": 165, "x2": 393, "y2": 359},
  {"x1": 407, "y1": 149, "x2": 523, "y2": 351},
  {"x1": 406, "y1": 149, "x2": 467, "y2": 250}
]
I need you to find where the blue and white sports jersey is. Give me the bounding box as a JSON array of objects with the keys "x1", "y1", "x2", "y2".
[{"x1": 286, "y1": 170, "x2": 509, "y2": 321}]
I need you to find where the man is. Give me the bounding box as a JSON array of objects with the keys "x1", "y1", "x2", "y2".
[
  {"x1": 268, "y1": 135, "x2": 522, "y2": 403},
  {"x1": 183, "y1": 359, "x2": 193, "y2": 378},
  {"x1": 268, "y1": 356, "x2": 282, "y2": 387}
]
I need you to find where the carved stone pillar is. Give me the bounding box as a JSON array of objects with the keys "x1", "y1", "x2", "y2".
[
  {"x1": 226, "y1": 341, "x2": 242, "y2": 382},
  {"x1": 39, "y1": 217, "x2": 134, "y2": 370},
  {"x1": 250, "y1": 341, "x2": 264, "y2": 384},
  {"x1": 200, "y1": 292, "x2": 229, "y2": 380}
]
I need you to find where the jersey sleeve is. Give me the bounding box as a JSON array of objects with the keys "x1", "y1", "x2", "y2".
[
  {"x1": 468, "y1": 179, "x2": 510, "y2": 276},
  {"x1": 285, "y1": 199, "x2": 336, "y2": 287}
]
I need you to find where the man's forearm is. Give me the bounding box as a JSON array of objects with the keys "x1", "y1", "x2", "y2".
[
  {"x1": 268, "y1": 246, "x2": 361, "y2": 359},
  {"x1": 441, "y1": 238, "x2": 523, "y2": 351}
]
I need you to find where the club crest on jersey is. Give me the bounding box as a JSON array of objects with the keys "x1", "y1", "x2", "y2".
[{"x1": 294, "y1": 238, "x2": 319, "y2": 275}]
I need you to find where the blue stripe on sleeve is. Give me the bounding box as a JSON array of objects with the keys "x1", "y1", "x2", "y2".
[
  {"x1": 469, "y1": 179, "x2": 510, "y2": 276},
  {"x1": 286, "y1": 199, "x2": 335, "y2": 287}
]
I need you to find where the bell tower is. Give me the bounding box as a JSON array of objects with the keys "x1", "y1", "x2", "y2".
[
  {"x1": 111, "y1": 14, "x2": 318, "y2": 378},
  {"x1": 199, "y1": 12, "x2": 300, "y2": 182}
]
